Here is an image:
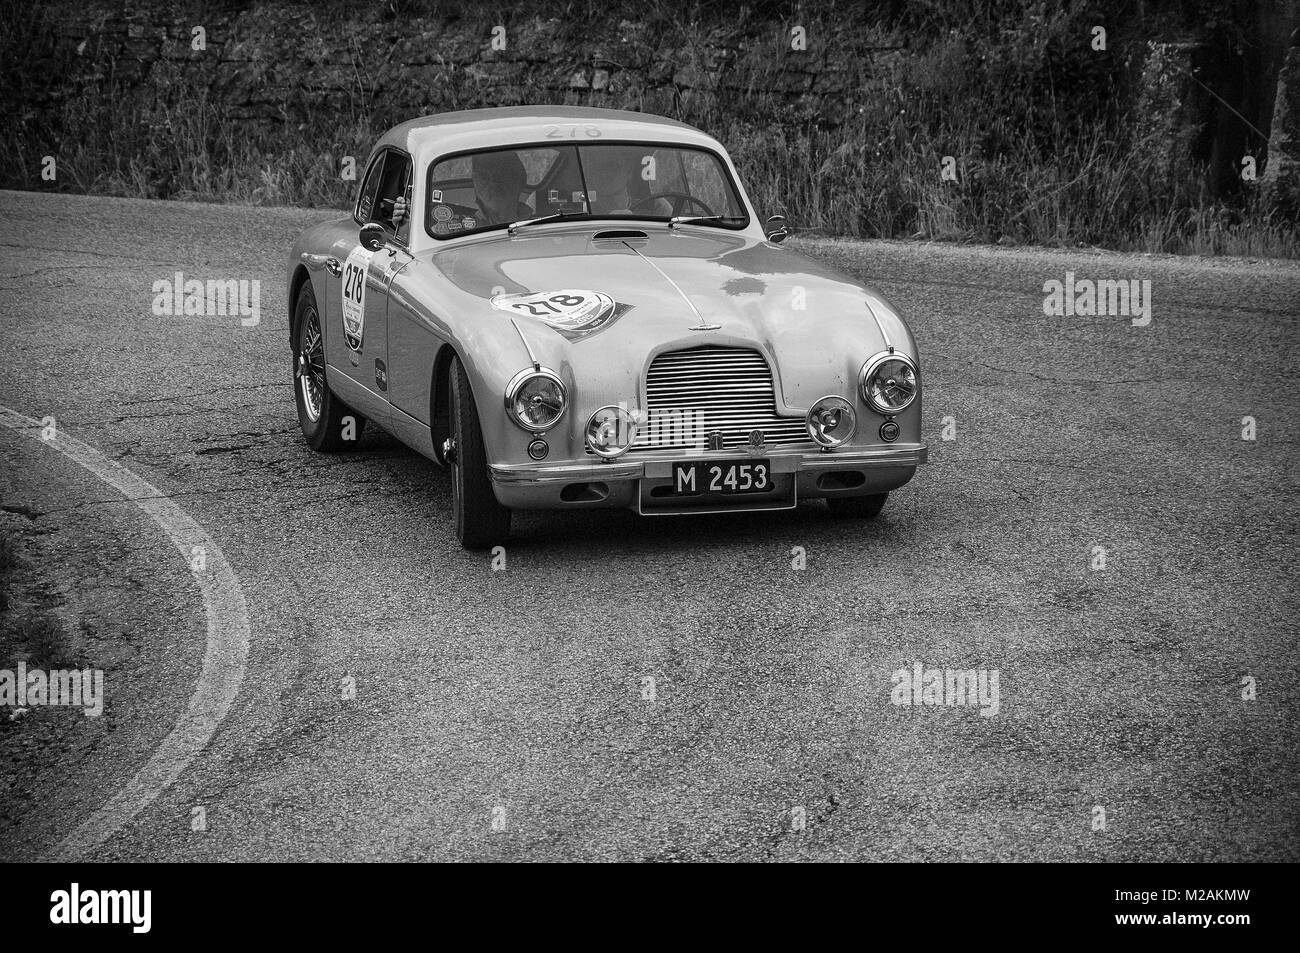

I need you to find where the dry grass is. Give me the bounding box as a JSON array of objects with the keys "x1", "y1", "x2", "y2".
[
  {"x1": 0, "y1": 531, "x2": 19, "y2": 611},
  {"x1": 2, "y1": 0, "x2": 1294, "y2": 257}
]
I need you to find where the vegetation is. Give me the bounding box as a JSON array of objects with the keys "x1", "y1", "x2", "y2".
[{"x1": 2, "y1": 0, "x2": 1293, "y2": 257}]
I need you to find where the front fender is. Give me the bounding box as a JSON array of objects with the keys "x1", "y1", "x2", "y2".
[{"x1": 287, "y1": 217, "x2": 355, "y2": 347}]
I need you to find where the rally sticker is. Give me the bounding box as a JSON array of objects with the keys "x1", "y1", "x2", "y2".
[
  {"x1": 340, "y1": 247, "x2": 373, "y2": 352},
  {"x1": 490, "y1": 289, "x2": 628, "y2": 339},
  {"x1": 433, "y1": 204, "x2": 453, "y2": 222}
]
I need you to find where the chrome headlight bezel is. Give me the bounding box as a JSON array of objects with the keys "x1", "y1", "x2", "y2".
[
  {"x1": 585, "y1": 404, "x2": 639, "y2": 458},
  {"x1": 504, "y1": 367, "x2": 567, "y2": 433},
  {"x1": 806, "y1": 395, "x2": 857, "y2": 448},
  {"x1": 859, "y1": 351, "x2": 919, "y2": 415}
]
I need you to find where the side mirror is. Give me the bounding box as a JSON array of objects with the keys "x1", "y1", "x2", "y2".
[
  {"x1": 359, "y1": 222, "x2": 387, "y2": 252},
  {"x1": 765, "y1": 214, "x2": 789, "y2": 244}
]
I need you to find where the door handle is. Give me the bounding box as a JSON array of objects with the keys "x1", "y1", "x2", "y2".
[{"x1": 325, "y1": 257, "x2": 342, "y2": 277}]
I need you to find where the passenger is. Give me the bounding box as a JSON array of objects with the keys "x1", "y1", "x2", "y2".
[{"x1": 583, "y1": 147, "x2": 672, "y2": 216}]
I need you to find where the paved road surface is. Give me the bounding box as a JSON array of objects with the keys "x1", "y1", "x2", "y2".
[{"x1": 0, "y1": 190, "x2": 1297, "y2": 861}]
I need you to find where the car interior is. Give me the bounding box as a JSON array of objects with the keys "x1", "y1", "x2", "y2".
[{"x1": 425, "y1": 144, "x2": 739, "y2": 237}]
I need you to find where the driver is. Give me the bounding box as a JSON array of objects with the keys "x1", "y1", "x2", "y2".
[
  {"x1": 583, "y1": 147, "x2": 672, "y2": 216},
  {"x1": 394, "y1": 150, "x2": 531, "y2": 230},
  {"x1": 469, "y1": 150, "x2": 531, "y2": 224}
]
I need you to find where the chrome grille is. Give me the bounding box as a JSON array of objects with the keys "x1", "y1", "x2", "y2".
[{"x1": 631, "y1": 346, "x2": 812, "y2": 453}]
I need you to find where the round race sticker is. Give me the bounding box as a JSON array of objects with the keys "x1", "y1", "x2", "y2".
[
  {"x1": 433, "y1": 205, "x2": 453, "y2": 222},
  {"x1": 490, "y1": 290, "x2": 618, "y2": 336}
]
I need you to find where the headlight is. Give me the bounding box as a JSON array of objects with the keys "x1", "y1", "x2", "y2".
[
  {"x1": 585, "y1": 405, "x2": 638, "y2": 458},
  {"x1": 806, "y1": 395, "x2": 856, "y2": 448},
  {"x1": 860, "y1": 352, "x2": 918, "y2": 415},
  {"x1": 505, "y1": 368, "x2": 566, "y2": 432}
]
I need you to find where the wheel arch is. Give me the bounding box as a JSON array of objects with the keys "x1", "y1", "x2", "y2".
[
  {"x1": 429, "y1": 342, "x2": 459, "y2": 466},
  {"x1": 289, "y1": 264, "x2": 313, "y2": 346}
]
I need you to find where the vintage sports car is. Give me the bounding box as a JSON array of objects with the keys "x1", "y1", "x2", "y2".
[{"x1": 288, "y1": 106, "x2": 927, "y2": 548}]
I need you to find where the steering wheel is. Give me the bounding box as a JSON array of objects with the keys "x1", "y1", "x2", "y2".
[{"x1": 630, "y1": 192, "x2": 716, "y2": 217}]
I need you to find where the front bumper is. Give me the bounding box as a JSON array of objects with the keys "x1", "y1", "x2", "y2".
[{"x1": 489, "y1": 443, "x2": 927, "y2": 511}]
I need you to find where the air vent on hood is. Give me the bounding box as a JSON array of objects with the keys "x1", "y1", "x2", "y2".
[{"x1": 592, "y1": 229, "x2": 648, "y2": 241}]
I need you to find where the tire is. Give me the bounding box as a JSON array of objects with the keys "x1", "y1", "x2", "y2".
[
  {"x1": 293, "y1": 282, "x2": 364, "y2": 452},
  {"x1": 826, "y1": 493, "x2": 888, "y2": 519},
  {"x1": 450, "y1": 356, "x2": 511, "y2": 549}
]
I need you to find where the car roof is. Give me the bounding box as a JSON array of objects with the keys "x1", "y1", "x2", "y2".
[{"x1": 377, "y1": 106, "x2": 725, "y2": 160}]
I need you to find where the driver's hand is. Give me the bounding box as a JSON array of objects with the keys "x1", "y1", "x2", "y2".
[{"x1": 392, "y1": 196, "x2": 409, "y2": 227}]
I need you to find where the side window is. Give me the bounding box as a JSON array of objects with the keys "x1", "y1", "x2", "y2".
[
  {"x1": 374, "y1": 152, "x2": 413, "y2": 241},
  {"x1": 355, "y1": 153, "x2": 387, "y2": 226}
]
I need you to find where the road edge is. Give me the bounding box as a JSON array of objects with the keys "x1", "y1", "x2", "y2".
[{"x1": 0, "y1": 406, "x2": 251, "y2": 860}]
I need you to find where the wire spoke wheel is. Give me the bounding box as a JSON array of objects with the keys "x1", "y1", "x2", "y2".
[{"x1": 298, "y1": 305, "x2": 326, "y2": 422}]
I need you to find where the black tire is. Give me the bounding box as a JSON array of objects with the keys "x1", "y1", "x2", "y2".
[
  {"x1": 293, "y1": 282, "x2": 364, "y2": 452},
  {"x1": 826, "y1": 493, "x2": 888, "y2": 519},
  {"x1": 450, "y1": 356, "x2": 511, "y2": 549}
]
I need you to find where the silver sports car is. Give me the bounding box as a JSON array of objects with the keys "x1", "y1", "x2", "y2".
[{"x1": 288, "y1": 106, "x2": 927, "y2": 548}]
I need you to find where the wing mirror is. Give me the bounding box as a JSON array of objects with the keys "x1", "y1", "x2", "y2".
[
  {"x1": 359, "y1": 222, "x2": 387, "y2": 252},
  {"x1": 765, "y1": 214, "x2": 790, "y2": 244}
]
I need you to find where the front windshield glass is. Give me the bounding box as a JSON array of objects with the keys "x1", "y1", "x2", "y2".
[{"x1": 424, "y1": 142, "x2": 747, "y2": 239}]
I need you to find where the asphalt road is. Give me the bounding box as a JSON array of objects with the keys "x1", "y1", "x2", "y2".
[{"x1": 1, "y1": 189, "x2": 1297, "y2": 861}]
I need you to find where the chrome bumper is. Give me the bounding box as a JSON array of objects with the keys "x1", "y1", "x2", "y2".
[{"x1": 490, "y1": 443, "x2": 928, "y2": 486}]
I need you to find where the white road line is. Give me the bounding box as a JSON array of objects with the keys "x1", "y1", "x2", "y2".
[{"x1": 0, "y1": 406, "x2": 250, "y2": 859}]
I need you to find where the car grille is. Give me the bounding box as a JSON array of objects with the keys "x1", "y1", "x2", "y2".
[{"x1": 629, "y1": 345, "x2": 813, "y2": 453}]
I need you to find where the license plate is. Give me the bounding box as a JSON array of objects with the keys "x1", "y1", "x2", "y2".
[{"x1": 670, "y1": 459, "x2": 772, "y2": 496}]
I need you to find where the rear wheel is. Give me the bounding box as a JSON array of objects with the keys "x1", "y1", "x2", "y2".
[
  {"x1": 449, "y1": 356, "x2": 511, "y2": 549},
  {"x1": 826, "y1": 493, "x2": 888, "y2": 519},
  {"x1": 293, "y1": 282, "x2": 363, "y2": 452}
]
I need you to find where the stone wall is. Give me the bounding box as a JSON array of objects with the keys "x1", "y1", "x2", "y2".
[
  {"x1": 19, "y1": 2, "x2": 908, "y2": 132},
  {"x1": 4, "y1": 0, "x2": 1297, "y2": 233},
  {"x1": 1262, "y1": 31, "x2": 1300, "y2": 216}
]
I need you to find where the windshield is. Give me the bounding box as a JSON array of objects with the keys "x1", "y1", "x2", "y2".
[{"x1": 424, "y1": 142, "x2": 747, "y2": 239}]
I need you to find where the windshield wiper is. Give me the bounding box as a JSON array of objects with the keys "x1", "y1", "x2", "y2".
[
  {"x1": 507, "y1": 210, "x2": 590, "y2": 234},
  {"x1": 668, "y1": 214, "x2": 745, "y2": 229}
]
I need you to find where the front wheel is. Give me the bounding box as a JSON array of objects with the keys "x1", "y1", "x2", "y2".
[
  {"x1": 826, "y1": 493, "x2": 888, "y2": 519},
  {"x1": 449, "y1": 356, "x2": 511, "y2": 549},
  {"x1": 293, "y1": 282, "x2": 364, "y2": 452}
]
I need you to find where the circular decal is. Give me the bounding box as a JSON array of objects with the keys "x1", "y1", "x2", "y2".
[
  {"x1": 432, "y1": 221, "x2": 450, "y2": 234},
  {"x1": 433, "y1": 205, "x2": 453, "y2": 222},
  {"x1": 461, "y1": 217, "x2": 477, "y2": 230},
  {"x1": 490, "y1": 289, "x2": 622, "y2": 338}
]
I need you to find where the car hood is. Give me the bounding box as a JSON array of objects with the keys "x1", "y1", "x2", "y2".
[{"x1": 413, "y1": 226, "x2": 915, "y2": 410}]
